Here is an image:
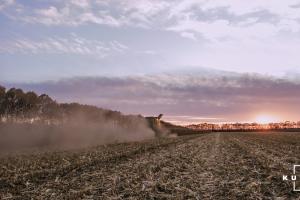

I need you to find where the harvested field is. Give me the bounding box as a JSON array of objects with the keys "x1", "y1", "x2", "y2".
[{"x1": 1, "y1": 132, "x2": 300, "y2": 199}]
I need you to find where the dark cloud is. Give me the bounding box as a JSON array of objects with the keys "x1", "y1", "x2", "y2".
[
  {"x1": 3, "y1": 72, "x2": 300, "y2": 122},
  {"x1": 189, "y1": 6, "x2": 280, "y2": 25},
  {"x1": 290, "y1": 3, "x2": 300, "y2": 9}
]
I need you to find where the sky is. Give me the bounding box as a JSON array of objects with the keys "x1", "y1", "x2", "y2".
[{"x1": 1, "y1": 0, "x2": 300, "y2": 124}]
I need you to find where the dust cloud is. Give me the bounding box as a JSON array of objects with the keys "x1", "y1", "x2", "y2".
[{"x1": 0, "y1": 115, "x2": 155, "y2": 153}]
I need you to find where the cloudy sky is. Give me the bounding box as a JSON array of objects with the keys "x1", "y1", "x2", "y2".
[{"x1": 1, "y1": 0, "x2": 300, "y2": 123}]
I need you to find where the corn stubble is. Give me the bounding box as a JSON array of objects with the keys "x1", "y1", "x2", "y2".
[{"x1": 1, "y1": 132, "x2": 300, "y2": 199}]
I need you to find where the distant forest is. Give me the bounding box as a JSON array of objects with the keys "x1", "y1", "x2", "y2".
[{"x1": 0, "y1": 85, "x2": 143, "y2": 126}]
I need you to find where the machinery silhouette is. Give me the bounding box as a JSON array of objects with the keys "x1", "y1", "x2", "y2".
[{"x1": 146, "y1": 114, "x2": 167, "y2": 137}]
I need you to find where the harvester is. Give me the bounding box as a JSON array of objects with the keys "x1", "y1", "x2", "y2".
[{"x1": 146, "y1": 114, "x2": 168, "y2": 137}]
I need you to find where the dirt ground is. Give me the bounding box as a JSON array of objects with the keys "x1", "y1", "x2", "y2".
[{"x1": 1, "y1": 132, "x2": 300, "y2": 199}]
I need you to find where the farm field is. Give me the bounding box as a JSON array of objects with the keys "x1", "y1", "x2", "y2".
[{"x1": 1, "y1": 132, "x2": 300, "y2": 199}]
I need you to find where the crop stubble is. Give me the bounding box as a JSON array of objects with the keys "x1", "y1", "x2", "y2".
[{"x1": 1, "y1": 132, "x2": 300, "y2": 199}]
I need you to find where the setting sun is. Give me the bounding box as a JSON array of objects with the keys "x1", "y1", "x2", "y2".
[{"x1": 255, "y1": 115, "x2": 279, "y2": 124}]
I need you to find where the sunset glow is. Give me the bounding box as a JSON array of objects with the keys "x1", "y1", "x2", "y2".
[{"x1": 255, "y1": 115, "x2": 279, "y2": 124}]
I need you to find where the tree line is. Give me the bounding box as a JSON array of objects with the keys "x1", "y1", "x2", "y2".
[{"x1": 0, "y1": 85, "x2": 143, "y2": 126}]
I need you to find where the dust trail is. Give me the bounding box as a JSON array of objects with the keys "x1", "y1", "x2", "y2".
[{"x1": 0, "y1": 116, "x2": 155, "y2": 153}]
